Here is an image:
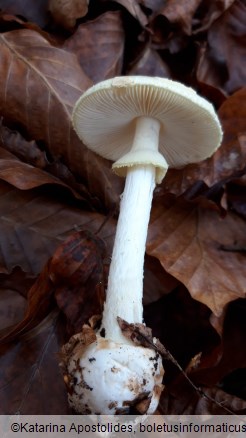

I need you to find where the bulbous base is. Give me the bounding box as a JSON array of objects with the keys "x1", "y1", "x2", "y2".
[{"x1": 60, "y1": 335, "x2": 164, "y2": 415}]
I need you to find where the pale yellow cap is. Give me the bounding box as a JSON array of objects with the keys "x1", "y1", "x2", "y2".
[{"x1": 72, "y1": 76, "x2": 222, "y2": 179}]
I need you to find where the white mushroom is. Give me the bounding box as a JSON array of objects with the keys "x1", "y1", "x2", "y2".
[{"x1": 61, "y1": 76, "x2": 222, "y2": 415}]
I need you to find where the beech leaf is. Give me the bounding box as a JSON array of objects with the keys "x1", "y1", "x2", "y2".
[
  {"x1": 152, "y1": 0, "x2": 202, "y2": 35},
  {"x1": 0, "y1": 182, "x2": 115, "y2": 276},
  {"x1": 163, "y1": 88, "x2": 246, "y2": 196},
  {"x1": 111, "y1": 0, "x2": 147, "y2": 26},
  {"x1": 196, "y1": 0, "x2": 246, "y2": 94},
  {"x1": 0, "y1": 312, "x2": 69, "y2": 414},
  {"x1": 0, "y1": 0, "x2": 49, "y2": 27},
  {"x1": 0, "y1": 29, "x2": 123, "y2": 209},
  {"x1": 49, "y1": 0, "x2": 89, "y2": 29},
  {"x1": 147, "y1": 196, "x2": 246, "y2": 316},
  {"x1": 0, "y1": 147, "x2": 83, "y2": 198},
  {"x1": 64, "y1": 12, "x2": 124, "y2": 83}
]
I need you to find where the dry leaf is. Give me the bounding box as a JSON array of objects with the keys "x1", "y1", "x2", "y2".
[
  {"x1": 0, "y1": 124, "x2": 47, "y2": 169},
  {"x1": 0, "y1": 181, "x2": 116, "y2": 275},
  {"x1": 0, "y1": 29, "x2": 123, "y2": 209},
  {"x1": 0, "y1": 147, "x2": 82, "y2": 198},
  {"x1": 111, "y1": 0, "x2": 147, "y2": 26},
  {"x1": 0, "y1": 0, "x2": 50, "y2": 27},
  {"x1": 0, "y1": 262, "x2": 54, "y2": 342},
  {"x1": 153, "y1": 0, "x2": 202, "y2": 35},
  {"x1": 161, "y1": 383, "x2": 246, "y2": 414},
  {"x1": 147, "y1": 195, "x2": 246, "y2": 316},
  {"x1": 192, "y1": 298, "x2": 246, "y2": 387},
  {"x1": 0, "y1": 311, "x2": 69, "y2": 414},
  {"x1": 0, "y1": 229, "x2": 106, "y2": 342},
  {"x1": 0, "y1": 287, "x2": 26, "y2": 331},
  {"x1": 64, "y1": 12, "x2": 124, "y2": 82},
  {"x1": 196, "y1": 0, "x2": 246, "y2": 94},
  {"x1": 128, "y1": 46, "x2": 171, "y2": 77},
  {"x1": 49, "y1": 0, "x2": 89, "y2": 29},
  {"x1": 163, "y1": 88, "x2": 246, "y2": 196},
  {"x1": 52, "y1": 230, "x2": 106, "y2": 334},
  {"x1": 193, "y1": 0, "x2": 236, "y2": 33}
]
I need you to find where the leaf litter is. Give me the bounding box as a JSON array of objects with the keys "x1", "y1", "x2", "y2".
[{"x1": 0, "y1": 0, "x2": 246, "y2": 414}]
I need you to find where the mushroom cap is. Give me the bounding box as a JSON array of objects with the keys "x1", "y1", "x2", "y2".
[{"x1": 72, "y1": 76, "x2": 222, "y2": 177}]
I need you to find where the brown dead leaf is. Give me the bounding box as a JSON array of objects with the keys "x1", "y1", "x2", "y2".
[
  {"x1": 0, "y1": 147, "x2": 83, "y2": 198},
  {"x1": 140, "y1": 0, "x2": 168, "y2": 15},
  {"x1": 0, "y1": 267, "x2": 35, "y2": 298},
  {"x1": 52, "y1": 230, "x2": 106, "y2": 334},
  {"x1": 0, "y1": 287, "x2": 26, "y2": 331},
  {"x1": 0, "y1": 181, "x2": 116, "y2": 276},
  {"x1": 0, "y1": 125, "x2": 93, "y2": 197},
  {"x1": 0, "y1": 29, "x2": 123, "y2": 210},
  {"x1": 147, "y1": 195, "x2": 246, "y2": 316},
  {"x1": 0, "y1": 0, "x2": 50, "y2": 28},
  {"x1": 128, "y1": 46, "x2": 171, "y2": 77},
  {"x1": 193, "y1": 0, "x2": 236, "y2": 33},
  {"x1": 160, "y1": 297, "x2": 246, "y2": 414},
  {"x1": 152, "y1": 0, "x2": 202, "y2": 35},
  {"x1": 144, "y1": 288, "x2": 219, "y2": 376},
  {"x1": 0, "y1": 311, "x2": 70, "y2": 414},
  {"x1": 163, "y1": 88, "x2": 246, "y2": 196},
  {"x1": 117, "y1": 317, "x2": 154, "y2": 346},
  {"x1": 0, "y1": 124, "x2": 47, "y2": 168},
  {"x1": 64, "y1": 12, "x2": 124, "y2": 83},
  {"x1": 110, "y1": 0, "x2": 147, "y2": 26},
  {"x1": 161, "y1": 383, "x2": 246, "y2": 414},
  {"x1": 196, "y1": 0, "x2": 246, "y2": 94},
  {"x1": 194, "y1": 81, "x2": 227, "y2": 109},
  {"x1": 0, "y1": 262, "x2": 54, "y2": 342},
  {"x1": 49, "y1": 0, "x2": 89, "y2": 29},
  {"x1": 192, "y1": 298, "x2": 246, "y2": 386},
  {"x1": 0, "y1": 229, "x2": 106, "y2": 342},
  {"x1": 227, "y1": 181, "x2": 246, "y2": 219},
  {"x1": 143, "y1": 255, "x2": 179, "y2": 305}
]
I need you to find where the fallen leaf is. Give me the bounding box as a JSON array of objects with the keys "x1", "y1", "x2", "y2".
[
  {"x1": 140, "y1": 0, "x2": 168, "y2": 15},
  {"x1": 227, "y1": 181, "x2": 246, "y2": 219},
  {"x1": 194, "y1": 81, "x2": 227, "y2": 109},
  {"x1": 0, "y1": 287, "x2": 26, "y2": 330},
  {"x1": 0, "y1": 268, "x2": 34, "y2": 301},
  {"x1": 193, "y1": 0, "x2": 236, "y2": 33},
  {"x1": 110, "y1": 0, "x2": 147, "y2": 26},
  {"x1": 0, "y1": 181, "x2": 116, "y2": 276},
  {"x1": 52, "y1": 230, "x2": 106, "y2": 334},
  {"x1": 143, "y1": 255, "x2": 179, "y2": 305},
  {"x1": 0, "y1": 228, "x2": 106, "y2": 342},
  {"x1": 0, "y1": 147, "x2": 82, "y2": 198},
  {"x1": 161, "y1": 383, "x2": 246, "y2": 414},
  {"x1": 0, "y1": 124, "x2": 47, "y2": 169},
  {"x1": 192, "y1": 298, "x2": 246, "y2": 386},
  {"x1": 144, "y1": 288, "x2": 219, "y2": 375},
  {"x1": 127, "y1": 46, "x2": 171, "y2": 77},
  {"x1": 147, "y1": 195, "x2": 246, "y2": 316},
  {"x1": 0, "y1": 0, "x2": 50, "y2": 28},
  {"x1": 162, "y1": 88, "x2": 246, "y2": 196},
  {"x1": 49, "y1": 0, "x2": 89, "y2": 29},
  {"x1": 64, "y1": 11, "x2": 124, "y2": 83},
  {"x1": 0, "y1": 311, "x2": 70, "y2": 414},
  {"x1": 0, "y1": 28, "x2": 123, "y2": 209},
  {"x1": 196, "y1": 0, "x2": 246, "y2": 94},
  {"x1": 152, "y1": 0, "x2": 202, "y2": 35},
  {"x1": 0, "y1": 262, "x2": 54, "y2": 342}
]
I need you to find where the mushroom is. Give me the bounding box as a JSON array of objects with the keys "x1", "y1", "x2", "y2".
[{"x1": 60, "y1": 76, "x2": 222, "y2": 415}]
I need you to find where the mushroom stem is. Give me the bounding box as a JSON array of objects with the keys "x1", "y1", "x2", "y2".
[{"x1": 101, "y1": 116, "x2": 168, "y2": 343}]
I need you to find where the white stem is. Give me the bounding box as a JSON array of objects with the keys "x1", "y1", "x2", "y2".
[{"x1": 101, "y1": 117, "x2": 166, "y2": 343}]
